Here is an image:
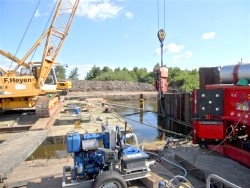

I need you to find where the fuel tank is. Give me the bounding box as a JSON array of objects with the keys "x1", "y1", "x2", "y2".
[{"x1": 220, "y1": 63, "x2": 250, "y2": 84}]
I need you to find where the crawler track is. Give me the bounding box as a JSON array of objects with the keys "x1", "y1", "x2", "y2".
[{"x1": 35, "y1": 94, "x2": 60, "y2": 118}]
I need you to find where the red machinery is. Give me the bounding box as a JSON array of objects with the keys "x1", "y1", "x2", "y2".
[
  {"x1": 154, "y1": 29, "x2": 168, "y2": 94},
  {"x1": 193, "y1": 63, "x2": 250, "y2": 167},
  {"x1": 154, "y1": 67, "x2": 168, "y2": 93}
]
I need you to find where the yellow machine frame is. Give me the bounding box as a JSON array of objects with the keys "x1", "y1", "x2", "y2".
[{"x1": 0, "y1": 0, "x2": 80, "y2": 116}]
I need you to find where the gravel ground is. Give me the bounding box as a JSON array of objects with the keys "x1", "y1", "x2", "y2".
[
  {"x1": 70, "y1": 80, "x2": 155, "y2": 92},
  {"x1": 66, "y1": 91, "x2": 158, "y2": 101}
]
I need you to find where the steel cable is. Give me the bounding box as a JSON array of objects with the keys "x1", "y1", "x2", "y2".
[{"x1": 9, "y1": 0, "x2": 42, "y2": 70}]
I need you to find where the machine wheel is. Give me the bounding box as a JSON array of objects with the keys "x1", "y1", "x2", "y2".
[
  {"x1": 91, "y1": 171, "x2": 127, "y2": 188},
  {"x1": 62, "y1": 90, "x2": 68, "y2": 95},
  {"x1": 199, "y1": 143, "x2": 207, "y2": 149}
]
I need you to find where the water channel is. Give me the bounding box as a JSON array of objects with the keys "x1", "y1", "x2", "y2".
[{"x1": 27, "y1": 100, "x2": 160, "y2": 160}]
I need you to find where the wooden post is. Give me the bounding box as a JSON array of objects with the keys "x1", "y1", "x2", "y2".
[
  {"x1": 140, "y1": 94, "x2": 144, "y2": 123},
  {"x1": 140, "y1": 94, "x2": 144, "y2": 109},
  {"x1": 125, "y1": 121, "x2": 127, "y2": 134}
]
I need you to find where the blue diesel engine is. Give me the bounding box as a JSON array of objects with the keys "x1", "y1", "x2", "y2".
[{"x1": 66, "y1": 125, "x2": 149, "y2": 182}]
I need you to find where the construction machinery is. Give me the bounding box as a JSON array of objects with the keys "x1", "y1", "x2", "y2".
[
  {"x1": 57, "y1": 80, "x2": 72, "y2": 95},
  {"x1": 193, "y1": 63, "x2": 250, "y2": 167},
  {"x1": 154, "y1": 29, "x2": 168, "y2": 96},
  {"x1": 0, "y1": 0, "x2": 80, "y2": 117},
  {"x1": 63, "y1": 124, "x2": 153, "y2": 188}
]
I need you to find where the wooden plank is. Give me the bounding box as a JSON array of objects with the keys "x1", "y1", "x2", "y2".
[
  {"x1": 140, "y1": 172, "x2": 165, "y2": 188},
  {"x1": 0, "y1": 126, "x2": 31, "y2": 133},
  {"x1": 184, "y1": 93, "x2": 190, "y2": 123},
  {"x1": 0, "y1": 103, "x2": 62, "y2": 181},
  {"x1": 30, "y1": 103, "x2": 62, "y2": 131},
  {"x1": 0, "y1": 130, "x2": 48, "y2": 181}
]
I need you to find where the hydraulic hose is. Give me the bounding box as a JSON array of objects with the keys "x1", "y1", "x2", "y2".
[
  {"x1": 146, "y1": 151, "x2": 187, "y2": 177},
  {"x1": 125, "y1": 133, "x2": 138, "y2": 146}
]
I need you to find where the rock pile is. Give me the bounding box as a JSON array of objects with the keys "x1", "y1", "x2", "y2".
[{"x1": 70, "y1": 80, "x2": 155, "y2": 92}]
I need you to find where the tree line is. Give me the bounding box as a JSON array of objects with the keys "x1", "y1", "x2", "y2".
[{"x1": 55, "y1": 63, "x2": 199, "y2": 92}]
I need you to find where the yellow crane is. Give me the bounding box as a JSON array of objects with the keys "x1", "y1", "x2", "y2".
[{"x1": 0, "y1": 0, "x2": 80, "y2": 117}]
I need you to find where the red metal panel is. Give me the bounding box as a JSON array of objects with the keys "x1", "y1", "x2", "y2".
[
  {"x1": 224, "y1": 88, "x2": 250, "y2": 126},
  {"x1": 195, "y1": 120, "x2": 225, "y2": 140},
  {"x1": 205, "y1": 85, "x2": 250, "y2": 90},
  {"x1": 204, "y1": 85, "x2": 250, "y2": 126},
  {"x1": 159, "y1": 67, "x2": 168, "y2": 78},
  {"x1": 194, "y1": 83, "x2": 250, "y2": 166},
  {"x1": 154, "y1": 67, "x2": 168, "y2": 93},
  {"x1": 192, "y1": 120, "x2": 198, "y2": 144},
  {"x1": 233, "y1": 64, "x2": 241, "y2": 85},
  {"x1": 207, "y1": 145, "x2": 250, "y2": 168},
  {"x1": 160, "y1": 78, "x2": 168, "y2": 93}
]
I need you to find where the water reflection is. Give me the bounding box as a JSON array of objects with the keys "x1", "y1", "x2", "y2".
[
  {"x1": 114, "y1": 100, "x2": 159, "y2": 143},
  {"x1": 28, "y1": 100, "x2": 161, "y2": 160}
]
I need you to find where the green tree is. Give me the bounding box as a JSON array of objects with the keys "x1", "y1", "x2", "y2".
[
  {"x1": 134, "y1": 68, "x2": 148, "y2": 82},
  {"x1": 93, "y1": 71, "x2": 135, "y2": 81},
  {"x1": 153, "y1": 63, "x2": 160, "y2": 72},
  {"x1": 85, "y1": 65, "x2": 102, "y2": 80},
  {"x1": 84, "y1": 63, "x2": 199, "y2": 92},
  {"x1": 133, "y1": 66, "x2": 138, "y2": 72},
  {"x1": 114, "y1": 67, "x2": 121, "y2": 72},
  {"x1": 141, "y1": 72, "x2": 155, "y2": 84},
  {"x1": 167, "y1": 68, "x2": 198, "y2": 92},
  {"x1": 102, "y1": 66, "x2": 112, "y2": 73},
  {"x1": 55, "y1": 66, "x2": 66, "y2": 79},
  {"x1": 122, "y1": 67, "x2": 129, "y2": 72},
  {"x1": 68, "y1": 67, "x2": 79, "y2": 80}
]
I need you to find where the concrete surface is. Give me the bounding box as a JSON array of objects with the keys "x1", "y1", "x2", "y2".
[
  {"x1": 48, "y1": 97, "x2": 133, "y2": 138},
  {"x1": 167, "y1": 144, "x2": 250, "y2": 188}
]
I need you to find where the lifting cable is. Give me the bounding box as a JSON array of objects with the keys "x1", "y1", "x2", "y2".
[
  {"x1": 157, "y1": 0, "x2": 166, "y2": 31},
  {"x1": 29, "y1": 0, "x2": 59, "y2": 63},
  {"x1": 9, "y1": 0, "x2": 42, "y2": 70},
  {"x1": 157, "y1": 0, "x2": 168, "y2": 119},
  {"x1": 110, "y1": 101, "x2": 192, "y2": 128},
  {"x1": 111, "y1": 110, "x2": 191, "y2": 139}
]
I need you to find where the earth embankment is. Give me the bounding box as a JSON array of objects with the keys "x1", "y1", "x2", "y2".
[{"x1": 69, "y1": 80, "x2": 157, "y2": 100}]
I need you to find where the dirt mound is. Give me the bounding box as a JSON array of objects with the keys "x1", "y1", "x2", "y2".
[{"x1": 70, "y1": 80, "x2": 155, "y2": 92}]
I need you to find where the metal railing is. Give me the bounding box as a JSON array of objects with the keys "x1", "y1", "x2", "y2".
[{"x1": 206, "y1": 174, "x2": 241, "y2": 188}]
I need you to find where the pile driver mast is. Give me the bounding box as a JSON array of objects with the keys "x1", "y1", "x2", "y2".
[{"x1": 0, "y1": 0, "x2": 80, "y2": 117}]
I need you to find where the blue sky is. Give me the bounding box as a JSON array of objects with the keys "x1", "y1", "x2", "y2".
[{"x1": 0, "y1": 0, "x2": 250, "y2": 79}]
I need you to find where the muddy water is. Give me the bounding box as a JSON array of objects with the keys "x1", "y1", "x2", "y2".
[
  {"x1": 114, "y1": 100, "x2": 159, "y2": 143},
  {"x1": 27, "y1": 100, "x2": 159, "y2": 160}
]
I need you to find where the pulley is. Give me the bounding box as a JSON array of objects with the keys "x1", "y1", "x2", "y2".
[{"x1": 157, "y1": 29, "x2": 166, "y2": 43}]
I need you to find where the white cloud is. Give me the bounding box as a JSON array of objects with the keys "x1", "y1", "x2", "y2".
[
  {"x1": 155, "y1": 43, "x2": 184, "y2": 55},
  {"x1": 124, "y1": 34, "x2": 129, "y2": 37},
  {"x1": 125, "y1": 12, "x2": 134, "y2": 19},
  {"x1": 34, "y1": 10, "x2": 40, "y2": 18},
  {"x1": 77, "y1": 0, "x2": 123, "y2": 20},
  {"x1": 201, "y1": 32, "x2": 216, "y2": 40},
  {"x1": 172, "y1": 51, "x2": 192, "y2": 63},
  {"x1": 34, "y1": 9, "x2": 48, "y2": 18},
  {"x1": 165, "y1": 43, "x2": 184, "y2": 53}
]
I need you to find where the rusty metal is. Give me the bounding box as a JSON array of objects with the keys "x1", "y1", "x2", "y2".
[
  {"x1": 199, "y1": 67, "x2": 220, "y2": 88},
  {"x1": 157, "y1": 92, "x2": 193, "y2": 135}
]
